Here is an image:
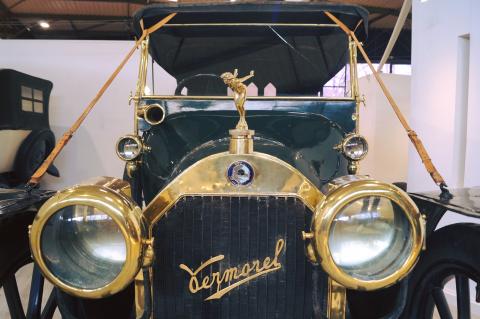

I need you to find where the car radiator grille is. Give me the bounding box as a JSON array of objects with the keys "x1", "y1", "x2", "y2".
[{"x1": 152, "y1": 195, "x2": 325, "y2": 319}]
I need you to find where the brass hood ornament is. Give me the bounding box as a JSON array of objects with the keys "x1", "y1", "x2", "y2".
[{"x1": 221, "y1": 69, "x2": 255, "y2": 154}]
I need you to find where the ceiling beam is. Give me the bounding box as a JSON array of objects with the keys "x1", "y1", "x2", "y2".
[
  {"x1": 0, "y1": 1, "x2": 9, "y2": 15},
  {"x1": 363, "y1": 5, "x2": 411, "y2": 20},
  {"x1": 9, "y1": 0, "x2": 28, "y2": 10},
  {"x1": 26, "y1": 30, "x2": 133, "y2": 40},
  {"x1": 0, "y1": 0, "x2": 31, "y2": 39},
  {"x1": 11, "y1": 12, "x2": 131, "y2": 21},
  {"x1": 369, "y1": 13, "x2": 389, "y2": 26},
  {"x1": 62, "y1": 0, "x2": 147, "y2": 3},
  {"x1": 377, "y1": 0, "x2": 412, "y2": 71},
  {"x1": 80, "y1": 21, "x2": 114, "y2": 31}
]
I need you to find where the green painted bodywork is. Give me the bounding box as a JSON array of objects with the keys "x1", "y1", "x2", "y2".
[{"x1": 139, "y1": 99, "x2": 356, "y2": 204}]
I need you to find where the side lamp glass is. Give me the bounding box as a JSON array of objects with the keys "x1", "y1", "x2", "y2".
[
  {"x1": 337, "y1": 134, "x2": 368, "y2": 161},
  {"x1": 116, "y1": 135, "x2": 143, "y2": 161}
]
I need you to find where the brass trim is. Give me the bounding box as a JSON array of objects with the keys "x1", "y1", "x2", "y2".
[
  {"x1": 229, "y1": 129, "x2": 255, "y2": 154},
  {"x1": 134, "y1": 36, "x2": 150, "y2": 134},
  {"x1": 328, "y1": 278, "x2": 347, "y2": 319},
  {"x1": 349, "y1": 37, "x2": 360, "y2": 133},
  {"x1": 126, "y1": 161, "x2": 139, "y2": 178},
  {"x1": 29, "y1": 177, "x2": 145, "y2": 299},
  {"x1": 347, "y1": 160, "x2": 359, "y2": 175},
  {"x1": 134, "y1": 95, "x2": 355, "y2": 101},
  {"x1": 179, "y1": 238, "x2": 285, "y2": 301},
  {"x1": 134, "y1": 271, "x2": 144, "y2": 318},
  {"x1": 312, "y1": 178, "x2": 424, "y2": 290},
  {"x1": 163, "y1": 23, "x2": 340, "y2": 27},
  {"x1": 143, "y1": 152, "x2": 324, "y2": 226},
  {"x1": 138, "y1": 103, "x2": 166, "y2": 126}
]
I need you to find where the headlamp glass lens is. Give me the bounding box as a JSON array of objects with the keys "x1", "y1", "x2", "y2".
[
  {"x1": 328, "y1": 196, "x2": 412, "y2": 281},
  {"x1": 41, "y1": 205, "x2": 126, "y2": 290}
]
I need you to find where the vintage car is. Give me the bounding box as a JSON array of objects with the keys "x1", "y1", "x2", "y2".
[
  {"x1": 0, "y1": 69, "x2": 59, "y2": 187},
  {"x1": 0, "y1": 2, "x2": 479, "y2": 319}
]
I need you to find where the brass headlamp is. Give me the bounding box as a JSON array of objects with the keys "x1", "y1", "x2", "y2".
[
  {"x1": 29, "y1": 177, "x2": 148, "y2": 298},
  {"x1": 309, "y1": 176, "x2": 425, "y2": 291}
]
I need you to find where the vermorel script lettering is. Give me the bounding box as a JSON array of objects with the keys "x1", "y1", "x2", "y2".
[{"x1": 179, "y1": 238, "x2": 285, "y2": 300}]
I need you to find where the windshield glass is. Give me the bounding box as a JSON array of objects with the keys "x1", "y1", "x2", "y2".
[{"x1": 148, "y1": 25, "x2": 352, "y2": 98}]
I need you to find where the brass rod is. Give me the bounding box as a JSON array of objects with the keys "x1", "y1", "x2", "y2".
[
  {"x1": 325, "y1": 11, "x2": 448, "y2": 188},
  {"x1": 135, "y1": 95, "x2": 355, "y2": 101},
  {"x1": 327, "y1": 278, "x2": 347, "y2": 319},
  {"x1": 134, "y1": 36, "x2": 150, "y2": 134},
  {"x1": 28, "y1": 13, "x2": 177, "y2": 185},
  {"x1": 162, "y1": 23, "x2": 339, "y2": 27},
  {"x1": 349, "y1": 37, "x2": 360, "y2": 133}
]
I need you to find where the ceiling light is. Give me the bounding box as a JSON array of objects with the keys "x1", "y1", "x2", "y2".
[{"x1": 38, "y1": 21, "x2": 50, "y2": 29}]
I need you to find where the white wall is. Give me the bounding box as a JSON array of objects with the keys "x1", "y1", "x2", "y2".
[
  {"x1": 411, "y1": 1, "x2": 480, "y2": 315},
  {"x1": 0, "y1": 40, "x2": 144, "y2": 190},
  {"x1": 409, "y1": 0, "x2": 480, "y2": 192},
  {"x1": 358, "y1": 73, "x2": 411, "y2": 183}
]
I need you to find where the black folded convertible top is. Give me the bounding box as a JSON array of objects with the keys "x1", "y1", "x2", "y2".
[
  {"x1": 133, "y1": 2, "x2": 368, "y2": 35},
  {"x1": 133, "y1": 2, "x2": 369, "y2": 96}
]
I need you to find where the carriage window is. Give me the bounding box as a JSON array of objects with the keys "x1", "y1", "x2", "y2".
[
  {"x1": 21, "y1": 97, "x2": 33, "y2": 112},
  {"x1": 34, "y1": 101, "x2": 43, "y2": 113},
  {"x1": 34, "y1": 89, "x2": 43, "y2": 100},
  {"x1": 21, "y1": 86, "x2": 43, "y2": 113}
]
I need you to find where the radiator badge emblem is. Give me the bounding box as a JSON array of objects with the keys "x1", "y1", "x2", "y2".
[
  {"x1": 179, "y1": 238, "x2": 285, "y2": 301},
  {"x1": 227, "y1": 160, "x2": 254, "y2": 186}
]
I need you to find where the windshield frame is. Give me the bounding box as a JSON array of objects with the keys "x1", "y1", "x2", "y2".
[{"x1": 136, "y1": 23, "x2": 359, "y2": 102}]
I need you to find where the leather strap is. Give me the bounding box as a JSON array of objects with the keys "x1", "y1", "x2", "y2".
[
  {"x1": 28, "y1": 13, "x2": 177, "y2": 185},
  {"x1": 325, "y1": 11, "x2": 447, "y2": 187}
]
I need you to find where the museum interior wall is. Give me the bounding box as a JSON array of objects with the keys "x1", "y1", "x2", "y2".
[
  {"x1": 0, "y1": 39, "x2": 417, "y2": 193},
  {"x1": 409, "y1": 0, "x2": 480, "y2": 313},
  {"x1": 358, "y1": 73, "x2": 410, "y2": 184},
  {"x1": 409, "y1": 0, "x2": 480, "y2": 192},
  {"x1": 0, "y1": 40, "x2": 148, "y2": 190}
]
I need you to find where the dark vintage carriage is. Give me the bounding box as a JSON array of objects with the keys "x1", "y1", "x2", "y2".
[
  {"x1": 0, "y1": 69, "x2": 59, "y2": 187},
  {"x1": 1, "y1": 2, "x2": 479, "y2": 319}
]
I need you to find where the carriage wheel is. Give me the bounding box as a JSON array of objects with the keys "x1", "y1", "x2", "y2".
[
  {"x1": 402, "y1": 223, "x2": 480, "y2": 319},
  {"x1": 14, "y1": 129, "x2": 56, "y2": 183},
  {"x1": 0, "y1": 211, "x2": 58, "y2": 319}
]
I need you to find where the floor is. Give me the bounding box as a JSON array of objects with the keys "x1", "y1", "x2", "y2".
[{"x1": 1, "y1": 265, "x2": 479, "y2": 318}]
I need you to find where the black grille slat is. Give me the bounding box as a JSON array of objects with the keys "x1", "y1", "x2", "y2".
[
  {"x1": 295, "y1": 198, "x2": 306, "y2": 319},
  {"x1": 247, "y1": 197, "x2": 259, "y2": 317},
  {"x1": 286, "y1": 198, "x2": 298, "y2": 318},
  {"x1": 256, "y1": 197, "x2": 268, "y2": 318},
  {"x1": 152, "y1": 195, "x2": 317, "y2": 319},
  {"x1": 276, "y1": 197, "x2": 288, "y2": 318},
  {"x1": 266, "y1": 198, "x2": 277, "y2": 318}
]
